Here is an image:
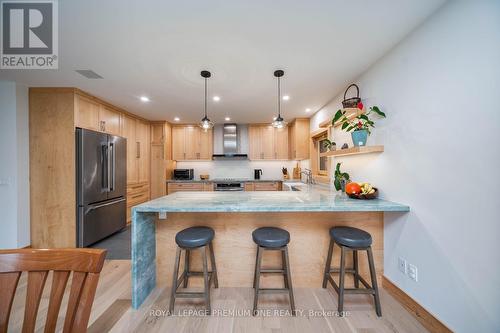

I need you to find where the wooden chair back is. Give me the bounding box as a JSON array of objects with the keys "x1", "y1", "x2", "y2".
[{"x1": 0, "y1": 248, "x2": 106, "y2": 333}]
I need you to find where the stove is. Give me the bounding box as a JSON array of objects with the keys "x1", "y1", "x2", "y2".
[{"x1": 212, "y1": 178, "x2": 247, "y2": 191}]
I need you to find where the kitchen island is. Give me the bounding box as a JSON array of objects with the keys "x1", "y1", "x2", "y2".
[{"x1": 131, "y1": 187, "x2": 409, "y2": 309}]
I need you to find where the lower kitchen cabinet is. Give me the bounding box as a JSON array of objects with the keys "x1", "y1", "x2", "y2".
[
  {"x1": 167, "y1": 182, "x2": 214, "y2": 194},
  {"x1": 126, "y1": 182, "x2": 150, "y2": 224},
  {"x1": 245, "y1": 181, "x2": 282, "y2": 191}
]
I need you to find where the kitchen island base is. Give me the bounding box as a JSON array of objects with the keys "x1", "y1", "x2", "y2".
[{"x1": 133, "y1": 211, "x2": 383, "y2": 309}]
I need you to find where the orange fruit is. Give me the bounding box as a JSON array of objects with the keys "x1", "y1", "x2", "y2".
[{"x1": 345, "y1": 182, "x2": 361, "y2": 195}]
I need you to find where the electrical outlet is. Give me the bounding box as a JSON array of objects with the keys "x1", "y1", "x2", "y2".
[
  {"x1": 398, "y1": 257, "x2": 407, "y2": 274},
  {"x1": 408, "y1": 264, "x2": 418, "y2": 282},
  {"x1": 158, "y1": 211, "x2": 167, "y2": 220}
]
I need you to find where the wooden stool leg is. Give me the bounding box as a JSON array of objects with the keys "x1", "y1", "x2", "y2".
[
  {"x1": 169, "y1": 247, "x2": 182, "y2": 315},
  {"x1": 283, "y1": 246, "x2": 295, "y2": 315},
  {"x1": 367, "y1": 247, "x2": 382, "y2": 317},
  {"x1": 252, "y1": 246, "x2": 263, "y2": 315},
  {"x1": 202, "y1": 246, "x2": 211, "y2": 314},
  {"x1": 208, "y1": 242, "x2": 219, "y2": 288},
  {"x1": 252, "y1": 245, "x2": 259, "y2": 289},
  {"x1": 322, "y1": 238, "x2": 334, "y2": 288},
  {"x1": 183, "y1": 249, "x2": 190, "y2": 288},
  {"x1": 282, "y1": 250, "x2": 289, "y2": 289},
  {"x1": 353, "y1": 250, "x2": 359, "y2": 288},
  {"x1": 338, "y1": 246, "x2": 346, "y2": 315}
]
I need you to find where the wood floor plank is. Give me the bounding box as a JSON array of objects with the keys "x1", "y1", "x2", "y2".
[{"x1": 7, "y1": 260, "x2": 429, "y2": 333}]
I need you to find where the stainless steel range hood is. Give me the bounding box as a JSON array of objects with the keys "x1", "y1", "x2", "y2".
[{"x1": 212, "y1": 124, "x2": 248, "y2": 160}]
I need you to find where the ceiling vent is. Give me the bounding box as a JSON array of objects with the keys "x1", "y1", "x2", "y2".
[{"x1": 75, "y1": 70, "x2": 103, "y2": 79}]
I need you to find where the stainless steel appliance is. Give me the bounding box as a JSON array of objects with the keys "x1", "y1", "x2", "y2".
[
  {"x1": 76, "y1": 128, "x2": 126, "y2": 247},
  {"x1": 173, "y1": 169, "x2": 194, "y2": 180},
  {"x1": 214, "y1": 179, "x2": 245, "y2": 191},
  {"x1": 254, "y1": 169, "x2": 262, "y2": 180}
]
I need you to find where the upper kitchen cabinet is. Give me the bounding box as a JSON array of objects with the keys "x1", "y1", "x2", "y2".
[
  {"x1": 75, "y1": 94, "x2": 100, "y2": 131},
  {"x1": 75, "y1": 92, "x2": 122, "y2": 136},
  {"x1": 248, "y1": 124, "x2": 289, "y2": 160},
  {"x1": 99, "y1": 105, "x2": 121, "y2": 135},
  {"x1": 172, "y1": 125, "x2": 213, "y2": 161},
  {"x1": 288, "y1": 118, "x2": 310, "y2": 160},
  {"x1": 136, "y1": 120, "x2": 151, "y2": 183},
  {"x1": 122, "y1": 114, "x2": 138, "y2": 184}
]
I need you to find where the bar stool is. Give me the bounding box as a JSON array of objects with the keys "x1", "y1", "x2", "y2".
[
  {"x1": 322, "y1": 226, "x2": 382, "y2": 316},
  {"x1": 252, "y1": 227, "x2": 295, "y2": 315},
  {"x1": 169, "y1": 226, "x2": 218, "y2": 314}
]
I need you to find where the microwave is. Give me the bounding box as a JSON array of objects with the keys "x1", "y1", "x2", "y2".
[{"x1": 173, "y1": 169, "x2": 194, "y2": 180}]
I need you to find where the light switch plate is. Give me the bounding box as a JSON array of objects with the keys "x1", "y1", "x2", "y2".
[
  {"x1": 398, "y1": 257, "x2": 407, "y2": 274},
  {"x1": 408, "y1": 264, "x2": 418, "y2": 282},
  {"x1": 158, "y1": 212, "x2": 167, "y2": 220}
]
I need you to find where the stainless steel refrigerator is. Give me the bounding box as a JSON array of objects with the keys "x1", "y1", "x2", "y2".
[{"x1": 76, "y1": 128, "x2": 126, "y2": 247}]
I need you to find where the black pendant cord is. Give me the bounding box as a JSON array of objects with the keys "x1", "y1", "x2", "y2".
[
  {"x1": 277, "y1": 76, "x2": 281, "y2": 119},
  {"x1": 204, "y1": 77, "x2": 208, "y2": 119}
]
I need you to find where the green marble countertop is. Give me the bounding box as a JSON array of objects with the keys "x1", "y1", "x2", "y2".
[{"x1": 133, "y1": 186, "x2": 409, "y2": 213}]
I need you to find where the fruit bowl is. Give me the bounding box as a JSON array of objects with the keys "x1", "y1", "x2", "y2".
[{"x1": 347, "y1": 187, "x2": 379, "y2": 200}]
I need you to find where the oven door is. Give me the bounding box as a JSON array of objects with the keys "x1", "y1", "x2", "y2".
[{"x1": 214, "y1": 183, "x2": 244, "y2": 191}]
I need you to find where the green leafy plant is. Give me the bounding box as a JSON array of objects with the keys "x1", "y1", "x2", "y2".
[
  {"x1": 322, "y1": 139, "x2": 336, "y2": 151},
  {"x1": 333, "y1": 163, "x2": 350, "y2": 191},
  {"x1": 332, "y1": 105, "x2": 386, "y2": 134}
]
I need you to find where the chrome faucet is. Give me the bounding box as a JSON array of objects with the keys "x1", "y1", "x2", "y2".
[{"x1": 301, "y1": 168, "x2": 314, "y2": 185}]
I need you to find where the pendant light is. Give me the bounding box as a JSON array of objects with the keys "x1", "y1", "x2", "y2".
[
  {"x1": 199, "y1": 70, "x2": 214, "y2": 131},
  {"x1": 272, "y1": 70, "x2": 287, "y2": 129}
]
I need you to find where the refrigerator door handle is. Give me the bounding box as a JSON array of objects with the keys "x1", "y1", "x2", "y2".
[
  {"x1": 102, "y1": 144, "x2": 109, "y2": 191},
  {"x1": 107, "y1": 142, "x2": 112, "y2": 192},
  {"x1": 110, "y1": 142, "x2": 115, "y2": 191},
  {"x1": 85, "y1": 197, "x2": 126, "y2": 214}
]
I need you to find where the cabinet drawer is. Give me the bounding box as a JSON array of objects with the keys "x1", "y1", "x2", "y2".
[
  {"x1": 127, "y1": 182, "x2": 150, "y2": 194},
  {"x1": 254, "y1": 182, "x2": 279, "y2": 191},
  {"x1": 168, "y1": 183, "x2": 204, "y2": 194}
]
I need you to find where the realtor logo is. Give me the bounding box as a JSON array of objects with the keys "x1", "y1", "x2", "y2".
[{"x1": 1, "y1": 0, "x2": 58, "y2": 69}]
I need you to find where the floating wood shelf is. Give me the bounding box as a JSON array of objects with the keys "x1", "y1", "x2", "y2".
[
  {"x1": 319, "y1": 108, "x2": 365, "y2": 128},
  {"x1": 320, "y1": 145, "x2": 384, "y2": 157}
]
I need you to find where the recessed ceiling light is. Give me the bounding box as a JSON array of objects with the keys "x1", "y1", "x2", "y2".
[
  {"x1": 213, "y1": 96, "x2": 220, "y2": 102},
  {"x1": 305, "y1": 108, "x2": 311, "y2": 112},
  {"x1": 225, "y1": 117, "x2": 231, "y2": 121},
  {"x1": 174, "y1": 117, "x2": 180, "y2": 122},
  {"x1": 282, "y1": 95, "x2": 290, "y2": 101},
  {"x1": 140, "y1": 96, "x2": 150, "y2": 102}
]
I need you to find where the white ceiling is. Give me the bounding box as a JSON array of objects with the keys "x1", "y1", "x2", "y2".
[{"x1": 0, "y1": 0, "x2": 445, "y2": 123}]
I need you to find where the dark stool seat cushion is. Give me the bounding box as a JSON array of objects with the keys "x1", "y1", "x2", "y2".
[
  {"x1": 252, "y1": 227, "x2": 290, "y2": 248},
  {"x1": 330, "y1": 226, "x2": 372, "y2": 248},
  {"x1": 175, "y1": 226, "x2": 215, "y2": 248}
]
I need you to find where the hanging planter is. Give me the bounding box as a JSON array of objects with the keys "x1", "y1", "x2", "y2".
[{"x1": 341, "y1": 84, "x2": 361, "y2": 109}]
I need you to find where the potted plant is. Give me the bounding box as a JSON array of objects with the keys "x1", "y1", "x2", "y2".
[
  {"x1": 332, "y1": 103, "x2": 386, "y2": 147},
  {"x1": 322, "y1": 139, "x2": 336, "y2": 151},
  {"x1": 333, "y1": 163, "x2": 350, "y2": 192}
]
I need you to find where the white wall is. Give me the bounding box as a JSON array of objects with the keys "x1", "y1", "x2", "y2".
[
  {"x1": 0, "y1": 81, "x2": 30, "y2": 249},
  {"x1": 176, "y1": 160, "x2": 302, "y2": 180},
  {"x1": 310, "y1": 1, "x2": 500, "y2": 332}
]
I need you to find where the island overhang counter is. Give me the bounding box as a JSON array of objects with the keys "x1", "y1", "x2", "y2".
[{"x1": 131, "y1": 190, "x2": 409, "y2": 309}]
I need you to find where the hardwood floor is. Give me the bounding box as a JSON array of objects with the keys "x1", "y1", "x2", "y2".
[{"x1": 7, "y1": 260, "x2": 428, "y2": 333}]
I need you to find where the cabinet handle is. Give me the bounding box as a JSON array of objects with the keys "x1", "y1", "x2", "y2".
[
  {"x1": 183, "y1": 152, "x2": 186, "y2": 159},
  {"x1": 197, "y1": 152, "x2": 200, "y2": 159},
  {"x1": 136, "y1": 142, "x2": 140, "y2": 158}
]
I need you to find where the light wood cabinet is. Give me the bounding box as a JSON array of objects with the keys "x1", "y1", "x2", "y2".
[
  {"x1": 288, "y1": 118, "x2": 310, "y2": 160},
  {"x1": 150, "y1": 121, "x2": 175, "y2": 199},
  {"x1": 171, "y1": 125, "x2": 213, "y2": 160},
  {"x1": 75, "y1": 94, "x2": 122, "y2": 135},
  {"x1": 122, "y1": 115, "x2": 138, "y2": 184},
  {"x1": 245, "y1": 181, "x2": 282, "y2": 191},
  {"x1": 167, "y1": 182, "x2": 213, "y2": 194},
  {"x1": 75, "y1": 95, "x2": 100, "y2": 131},
  {"x1": 137, "y1": 120, "x2": 150, "y2": 183},
  {"x1": 99, "y1": 105, "x2": 121, "y2": 135},
  {"x1": 248, "y1": 124, "x2": 289, "y2": 160}
]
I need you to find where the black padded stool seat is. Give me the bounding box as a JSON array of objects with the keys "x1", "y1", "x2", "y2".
[
  {"x1": 330, "y1": 226, "x2": 372, "y2": 248},
  {"x1": 252, "y1": 227, "x2": 290, "y2": 248},
  {"x1": 175, "y1": 226, "x2": 215, "y2": 248}
]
